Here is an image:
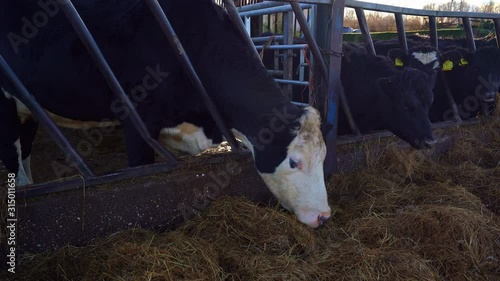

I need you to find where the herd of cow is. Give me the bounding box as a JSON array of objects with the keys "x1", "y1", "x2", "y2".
[{"x1": 0, "y1": 0, "x2": 499, "y2": 229}]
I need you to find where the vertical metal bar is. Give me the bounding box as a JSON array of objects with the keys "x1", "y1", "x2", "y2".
[
  {"x1": 309, "y1": 5, "x2": 318, "y2": 105},
  {"x1": 394, "y1": 13, "x2": 408, "y2": 54},
  {"x1": 355, "y1": 8, "x2": 376, "y2": 56},
  {"x1": 244, "y1": 16, "x2": 251, "y2": 35},
  {"x1": 462, "y1": 17, "x2": 476, "y2": 51},
  {"x1": 283, "y1": 10, "x2": 294, "y2": 98},
  {"x1": 59, "y1": 0, "x2": 177, "y2": 163},
  {"x1": 324, "y1": 0, "x2": 346, "y2": 175},
  {"x1": 299, "y1": 50, "x2": 305, "y2": 82},
  {"x1": 0, "y1": 56, "x2": 94, "y2": 178},
  {"x1": 440, "y1": 72, "x2": 462, "y2": 123},
  {"x1": 429, "y1": 16, "x2": 439, "y2": 49},
  {"x1": 223, "y1": 0, "x2": 264, "y2": 66},
  {"x1": 290, "y1": 2, "x2": 359, "y2": 135},
  {"x1": 144, "y1": 0, "x2": 241, "y2": 151},
  {"x1": 494, "y1": 18, "x2": 500, "y2": 48}
]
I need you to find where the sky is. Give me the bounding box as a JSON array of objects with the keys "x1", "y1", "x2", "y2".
[{"x1": 357, "y1": 0, "x2": 495, "y2": 9}]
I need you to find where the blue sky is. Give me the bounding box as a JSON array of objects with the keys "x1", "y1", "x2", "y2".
[{"x1": 358, "y1": 0, "x2": 495, "y2": 9}]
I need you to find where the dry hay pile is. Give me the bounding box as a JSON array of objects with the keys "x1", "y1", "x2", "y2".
[{"x1": 14, "y1": 121, "x2": 500, "y2": 281}]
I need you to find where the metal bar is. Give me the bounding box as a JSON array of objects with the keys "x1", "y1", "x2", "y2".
[
  {"x1": 267, "y1": 70, "x2": 284, "y2": 76},
  {"x1": 440, "y1": 71, "x2": 462, "y2": 123},
  {"x1": 269, "y1": 0, "x2": 500, "y2": 18},
  {"x1": 428, "y1": 16, "x2": 439, "y2": 49},
  {"x1": 323, "y1": 0, "x2": 346, "y2": 175},
  {"x1": 494, "y1": 18, "x2": 500, "y2": 48},
  {"x1": 291, "y1": 101, "x2": 310, "y2": 107},
  {"x1": 309, "y1": 4, "x2": 318, "y2": 105},
  {"x1": 144, "y1": 0, "x2": 241, "y2": 152},
  {"x1": 462, "y1": 17, "x2": 476, "y2": 51},
  {"x1": 275, "y1": 79, "x2": 309, "y2": 86},
  {"x1": 283, "y1": 9, "x2": 294, "y2": 98},
  {"x1": 291, "y1": 2, "x2": 360, "y2": 135},
  {"x1": 0, "y1": 56, "x2": 95, "y2": 178},
  {"x1": 252, "y1": 35, "x2": 285, "y2": 43},
  {"x1": 255, "y1": 44, "x2": 308, "y2": 50},
  {"x1": 59, "y1": 0, "x2": 177, "y2": 163},
  {"x1": 244, "y1": 16, "x2": 251, "y2": 35},
  {"x1": 239, "y1": 4, "x2": 312, "y2": 17},
  {"x1": 237, "y1": 1, "x2": 283, "y2": 13},
  {"x1": 355, "y1": 8, "x2": 376, "y2": 56},
  {"x1": 394, "y1": 13, "x2": 408, "y2": 54},
  {"x1": 343, "y1": 0, "x2": 500, "y2": 19},
  {"x1": 17, "y1": 152, "x2": 251, "y2": 198}
]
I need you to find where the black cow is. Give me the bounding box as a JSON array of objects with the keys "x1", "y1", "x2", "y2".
[
  {"x1": 339, "y1": 43, "x2": 436, "y2": 149},
  {"x1": 430, "y1": 47, "x2": 500, "y2": 121},
  {"x1": 0, "y1": 0, "x2": 331, "y2": 228}
]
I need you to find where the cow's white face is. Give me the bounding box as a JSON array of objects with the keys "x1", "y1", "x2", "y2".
[{"x1": 235, "y1": 107, "x2": 331, "y2": 228}]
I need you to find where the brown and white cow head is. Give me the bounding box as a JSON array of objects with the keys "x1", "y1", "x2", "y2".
[{"x1": 233, "y1": 106, "x2": 331, "y2": 228}]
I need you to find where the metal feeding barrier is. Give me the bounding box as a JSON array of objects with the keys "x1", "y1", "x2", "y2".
[
  {"x1": 2, "y1": 0, "x2": 499, "y2": 198},
  {"x1": 239, "y1": 0, "x2": 499, "y2": 144}
]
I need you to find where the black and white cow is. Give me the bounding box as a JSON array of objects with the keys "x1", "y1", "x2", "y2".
[
  {"x1": 0, "y1": 0, "x2": 331, "y2": 228},
  {"x1": 339, "y1": 43, "x2": 436, "y2": 149},
  {"x1": 430, "y1": 46, "x2": 500, "y2": 122}
]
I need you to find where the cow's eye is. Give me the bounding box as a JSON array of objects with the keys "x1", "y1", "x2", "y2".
[{"x1": 289, "y1": 158, "x2": 300, "y2": 169}]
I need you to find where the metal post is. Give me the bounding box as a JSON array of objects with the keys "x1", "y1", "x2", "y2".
[
  {"x1": 355, "y1": 8, "x2": 376, "y2": 56},
  {"x1": 394, "y1": 13, "x2": 408, "y2": 54},
  {"x1": 283, "y1": 10, "x2": 294, "y2": 98},
  {"x1": 440, "y1": 72, "x2": 462, "y2": 123},
  {"x1": 145, "y1": 0, "x2": 241, "y2": 151},
  {"x1": 323, "y1": 0, "x2": 346, "y2": 175},
  {"x1": 59, "y1": 0, "x2": 177, "y2": 163},
  {"x1": 428, "y1": 16, "x2": 439, "y2": 49},
  {"x1": 290, "y1": 2, "x2": 359, "y2": 136},
  {"x1": 0, "y1": 56, "x2": 94, "y2": 178},
  {"x1": 462, "y1": 17, "x2": 476, "y2": 51},
  {"x1": 494, "y1": 18, "x2": 500, "y2": 48}
]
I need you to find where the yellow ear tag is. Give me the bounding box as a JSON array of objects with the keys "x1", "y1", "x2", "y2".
[
  {"x1": 395, "y1": 58, "x2": 404, "y2": 67},
  {"x1": 459, "y1": 58, "x2": 468, "y2": 66},
  {"x1": 442, "y1": 60, "x2": 454, "y2": 71}
]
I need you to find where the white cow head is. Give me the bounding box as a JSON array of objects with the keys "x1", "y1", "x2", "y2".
[{"x1": 233, "y1": 106, "x2": 331, "y2": 228}]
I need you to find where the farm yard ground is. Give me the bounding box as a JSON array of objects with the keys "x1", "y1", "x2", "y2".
[{"x1": 5, "y1": 118, "x2": 499, "y2": 281}]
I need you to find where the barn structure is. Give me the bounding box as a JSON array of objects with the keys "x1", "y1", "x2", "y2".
[{"x1": 0, "y1": 0, "x2": 499, "y2": 254}]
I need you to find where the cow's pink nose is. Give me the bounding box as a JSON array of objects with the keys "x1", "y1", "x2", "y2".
[{"x1": 318, "y1": 212, "x2": 331, "y2": 226}]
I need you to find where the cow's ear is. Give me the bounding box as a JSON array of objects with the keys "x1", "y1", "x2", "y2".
[
  {"x1": 441, "y1": 50, "x2": 461, "y2": 71},
  {"x1": 376, "y1": 77, "x2": 393, "y2": 98},
  {"x1": 387, "y1": 48, "x2": 406, "y2": 67}
]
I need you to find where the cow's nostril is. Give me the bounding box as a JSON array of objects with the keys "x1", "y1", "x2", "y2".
[{"x1": 318, "y1": 214, "x2": 331, "y2": 226}]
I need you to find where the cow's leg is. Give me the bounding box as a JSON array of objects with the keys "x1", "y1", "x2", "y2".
[
  {"x1": 122, "y1": 120, "x2": 156, "y2": 167},
  {"x1": 19, "y1": 118, "x2": 39, "y2": 183}
]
